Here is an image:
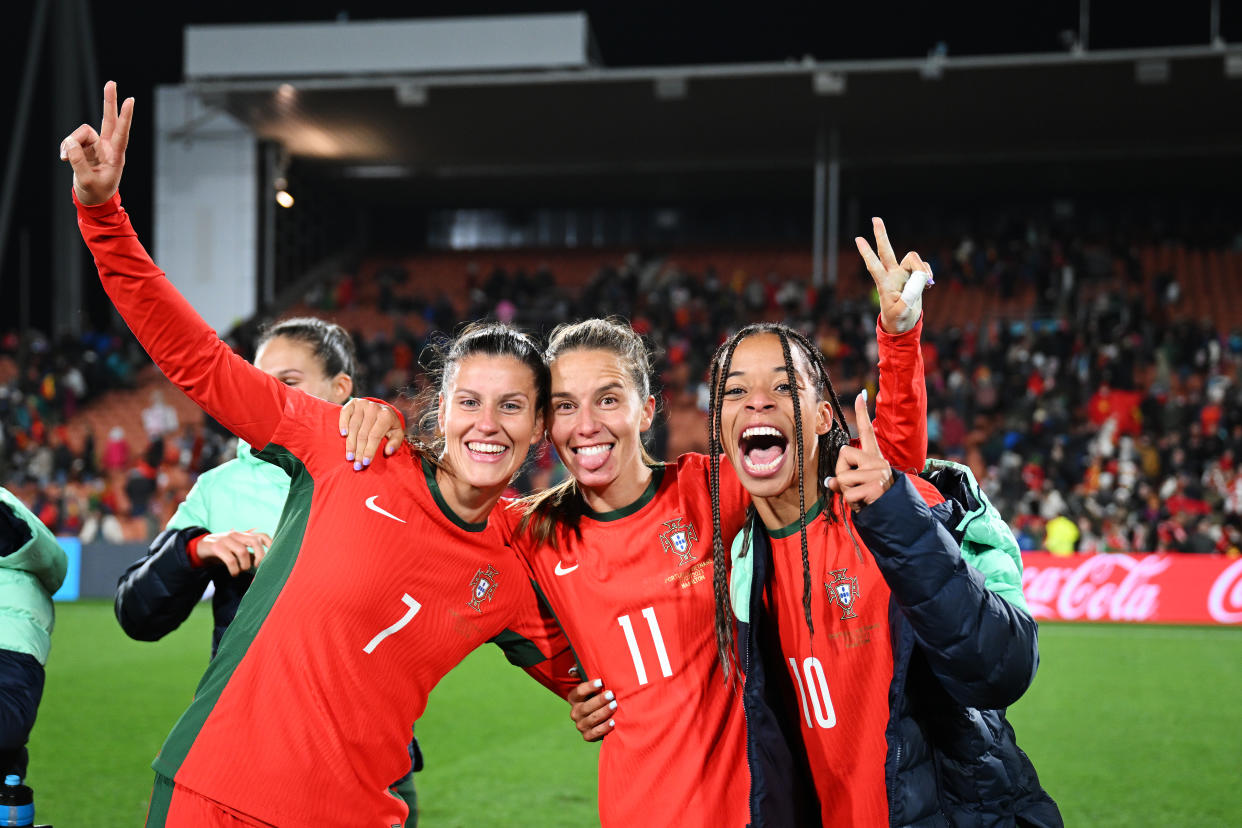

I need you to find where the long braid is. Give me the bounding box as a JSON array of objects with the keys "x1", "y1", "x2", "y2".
[
  {"x1": 709, "y1": 334, "x2": 744, "y2": 681},
  {"x1": 776, "y1": 331, "x2": 815, "y2": 638},
  {"x1": 784, "y1": 327, "x2": 851, "y2": 525},
  {"x1": 708, "y1": 323, "x2": 856, "y2": 666}
]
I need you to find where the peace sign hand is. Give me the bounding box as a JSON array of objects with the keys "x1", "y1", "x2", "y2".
[
  {"x1": 855, "y1": 217, "x2": 933, "y2": 335},
  {"x1": 59, "y1": 81, "x2": 134, "y2": 207},
  {"x1": 826, "y1": 392, "x2": 895, "y2": 512}
]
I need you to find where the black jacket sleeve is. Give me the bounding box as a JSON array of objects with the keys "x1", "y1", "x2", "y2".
[
  {"x1": 853, "y1": 474, "x2": 1039, "y2": 709},
  {"x1": 114, "y1": 526, "x2": 212, "y2": 642}
]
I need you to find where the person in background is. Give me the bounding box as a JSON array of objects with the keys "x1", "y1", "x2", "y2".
[{"x1": 0, "y1": 487, "x2": 68, "y2": 789}]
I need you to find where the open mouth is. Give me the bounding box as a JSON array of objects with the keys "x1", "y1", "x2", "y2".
[
  {"x1": 466, "y1": 441, "x2": 510, "y2": 463},
  {"x1": 739, "y1": 426, "x2": 788, "y2": 477},
  {"x1": 572, "y1": 442, "x2": 613, "y2": 472}
]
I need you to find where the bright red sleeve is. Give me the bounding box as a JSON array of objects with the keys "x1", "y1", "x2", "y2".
[
  {"x1": 873, "y1": 314, "x2": 928, "y2": 475},
  {"x1": 76, "y1": 191, "x2": 291, "y2": 450}
]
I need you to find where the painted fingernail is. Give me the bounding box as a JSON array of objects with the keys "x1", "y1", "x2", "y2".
[
  {"x1": 609, "y1": 700, "x2": 617, "y2": 710},
  {"x1": 824, "y1": 475, "x2": 834, "y2": 487},
  {"x1": 386, "y1": 444, "x2": 396, "y2": 455},
  {"x1": 362, "y1": 457, "x2": 371, "y2": 466},
  {"x1": 861, "y1": 388, "x2": 868, "y2": 403},
  {"x1": 593, "y1": 679, "x2": 603, "y2": 689},
  {"x1": 608, "y1": 719, "x2": 615, "y2": 728},
  {"x1": 346, "y1": 451, "x2": 354, "y2": 461},
  {"x1": 604, "y1": 690, "x2": 614, "y2": 701},
  {"x1": 353, "y1": 461, "x2": 362, "y2": 471},
  {"x1": 340, "y1": 428, "x2": 347, "y2": 436}
]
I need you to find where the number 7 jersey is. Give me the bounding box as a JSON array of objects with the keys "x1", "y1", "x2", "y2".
[{"x1": 77, "y1": 192, "x2": 576, "y2": 827}]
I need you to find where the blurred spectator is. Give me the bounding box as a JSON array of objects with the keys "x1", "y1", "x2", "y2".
[{"x1": 141, "y1": 390, "x2": 179, "y2": 440}]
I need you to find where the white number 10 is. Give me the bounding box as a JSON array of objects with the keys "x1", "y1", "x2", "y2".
[
  {"x1": 618, "y1": 607, "x2": 673, "y2": 685},
  {"x1": 790, "y1": 656, "x2": 836, "y2": 728}
]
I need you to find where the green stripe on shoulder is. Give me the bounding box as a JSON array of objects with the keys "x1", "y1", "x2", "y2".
[
  {"x1": 152, "y1": 443, "x2": 312, "y2": 777},
  {"x1": 529, "y1": 578, "x2": 587, "y2": 679}
]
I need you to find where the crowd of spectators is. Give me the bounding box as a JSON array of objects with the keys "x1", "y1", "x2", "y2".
[
  {"x1": 4, "y1": 212, "x2": 1241, "y2": 555},
  {"x1": 0, "y1": 330, "x2": 233, "y2": 542}
]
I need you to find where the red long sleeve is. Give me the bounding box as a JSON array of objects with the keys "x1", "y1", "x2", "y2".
[
  {"x1": 76, "y1": 191, "x2": 291, "y2": 450},
  {"x1": 873, "y1": 314, "x2": 928, "y2": 475}
]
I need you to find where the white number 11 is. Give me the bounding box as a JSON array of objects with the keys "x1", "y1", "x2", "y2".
[{"x1": 618, "y1": 607, "x2": 673, "y2": 685}]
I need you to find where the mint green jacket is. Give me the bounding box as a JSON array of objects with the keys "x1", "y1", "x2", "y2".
[{"x1": 0, "y1": 487, "x2": 69, "y2": 665}]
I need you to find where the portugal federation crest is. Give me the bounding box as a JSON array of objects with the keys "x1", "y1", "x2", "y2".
[
  {"x1": 826, "y1": 567, "x2": 860, "y2": 620},
  {"x1": 659, "y1": 518, "x2": 698, "y2": 567},
  {"x1": 468, "y1": 564, "x2": 500, "y2": 613}
]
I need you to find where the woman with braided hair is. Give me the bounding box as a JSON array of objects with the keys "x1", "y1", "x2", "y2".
[
  {"x1": 708, "y1": 321, "x2": 1061, "y2": 826},
  {"x1": 488, "y1": 217, "x2": 934, "y2": 827},
  {"x1": 342, "y1": 219, "x2": 932, "y2": 825}
]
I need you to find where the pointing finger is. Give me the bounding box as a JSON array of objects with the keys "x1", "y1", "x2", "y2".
[{"x1": 854, "y1": 391, "x2": 881, "y2": 457}]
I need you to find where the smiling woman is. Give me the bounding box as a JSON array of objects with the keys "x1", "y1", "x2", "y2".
[
  {"x1": 411, "y1": 324, "x2": 550, "y2": 524},
  {"x1": 63, "y1": 82, "x2": 579, "y2": 827}
]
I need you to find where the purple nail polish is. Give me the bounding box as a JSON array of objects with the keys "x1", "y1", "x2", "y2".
[
  {"x1": 353, "y1": 461, "x2": 362, "y2": 471},
  {"x1": 363, "y1": 457, "x2": 371, "y2": 466},
  {"x1": 346, "y1": 451, "x2": 354, "y2": 461}
]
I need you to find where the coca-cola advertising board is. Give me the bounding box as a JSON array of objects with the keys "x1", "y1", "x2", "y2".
[{"x1": 1021, "y1": 553, "x2": 1242, "y2": 625}]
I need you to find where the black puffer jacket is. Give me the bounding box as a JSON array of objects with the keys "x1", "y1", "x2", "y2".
[
  {"x1": 734, "y1": 471, "x2": 1061, "y2": 827},
  {"x1": 115, "y1": 526, "x2": 251, "y2": 658}
]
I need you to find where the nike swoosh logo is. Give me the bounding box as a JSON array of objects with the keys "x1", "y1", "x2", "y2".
[
  {"x1": 554, "y1": 561, "x2": 579, "y2": 576},
  {"x1": 365, "y1": 495, "x2": 406, "y2": 524}
]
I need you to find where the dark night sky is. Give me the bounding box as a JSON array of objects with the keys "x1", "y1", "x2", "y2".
[{"x1": 1, "y1": 1, "x2": 1233, "y2": 333}]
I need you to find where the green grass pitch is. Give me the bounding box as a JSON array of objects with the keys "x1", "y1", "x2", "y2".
[{"x1": 24, "y1": 602, "x2": 1242, "y2": 826}]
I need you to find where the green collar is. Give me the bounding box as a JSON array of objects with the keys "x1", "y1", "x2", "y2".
[
  {"x1": 422, "y1": 456, "x2": 489, "y2": 533},
  {"x1": 766, "y1": 497, "x2": 826, "y2": 539},
  {"x1": 583, "y1": 465, "x2": 665, "y2": 522}
]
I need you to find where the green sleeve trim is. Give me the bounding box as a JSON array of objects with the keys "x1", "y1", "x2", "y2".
[
  {"x1": 528, "y1": 578, "x2": 587, "y2": 679},
  {"x1": 488, "y1": 628, "x2": 547, "y2": 669},
  {"x1": 153, "y1": 443, "x2": 312, "y2": 779}
]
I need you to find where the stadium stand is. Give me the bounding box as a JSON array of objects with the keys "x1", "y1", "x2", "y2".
[{"x1": 3, "y1": 211, "x2": 1241, "y2": 556}]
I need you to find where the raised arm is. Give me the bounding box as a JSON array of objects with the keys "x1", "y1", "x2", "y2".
[
  {"x1": 63, "y1": 83, "x2": 292, "y2": 449},
  {"x1": 856, "y1": 217, "x2": 930, "y2": 474},
  {"x1": 833, "y1": 399, "x2": 1037, "y2": 709}
]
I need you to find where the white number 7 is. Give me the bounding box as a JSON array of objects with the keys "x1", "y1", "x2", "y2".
[{"x1": 363, "y1": 593, "x2": 422, "y2": 654}]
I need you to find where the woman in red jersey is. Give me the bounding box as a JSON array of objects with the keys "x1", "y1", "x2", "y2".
[
  {"x1": 498, "y1": 224, "x2": 932, "y2": 825},
  {"x1": 62, "y1": 83, "x2": 576, "y2": 828},
  {"x1": 345, "y1": 239, "x2": 931, "y2": 826},
  {"x1": 706, "y1": 323, "x2": 1061, "y2": 827}
]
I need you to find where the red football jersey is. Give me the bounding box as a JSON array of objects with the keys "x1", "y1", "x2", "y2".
[
  {"x1": 499, "y1": 318, "x2": 928, "y2": 827},
  {"x1": 505, "y1": 454, "x2": 751, "y2": 827},
  {"x1": 79, "y1": 194, "x2": 576, "y2": 827},
  {"x1": 763, "y1": 477, "x2": 944, "y2": 825}
]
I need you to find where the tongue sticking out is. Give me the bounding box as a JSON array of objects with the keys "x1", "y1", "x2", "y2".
[{"x1": 577, "y1": 446, "x2": 611, "y2": 472}]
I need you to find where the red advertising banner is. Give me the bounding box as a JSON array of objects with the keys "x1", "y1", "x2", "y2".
[{"x1": 1021, "y1": 552, "x2": 1242, "y2": 625}]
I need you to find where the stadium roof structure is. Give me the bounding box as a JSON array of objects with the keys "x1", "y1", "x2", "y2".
[{"x1": 180, "y1": 16, "x2": 1242, "y2": 206}]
